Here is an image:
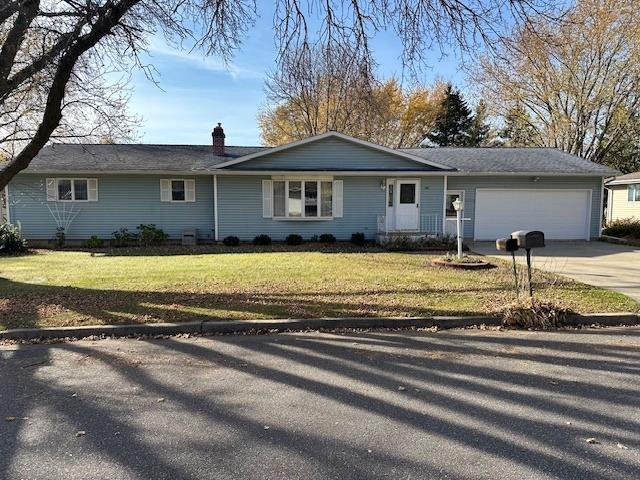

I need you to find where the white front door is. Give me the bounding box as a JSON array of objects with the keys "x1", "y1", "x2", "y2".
[{"x1": 395, "y1": 180, "x2": 420, "y2": 230}]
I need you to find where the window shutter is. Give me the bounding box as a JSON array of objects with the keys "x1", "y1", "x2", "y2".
[
  {"x1": 160, "y1": 179, "x2": 171, "y2": 202},
  {"x1": 46, "y1": 178, "x2": 57, "y2": 201},
  {"x1": 333, "y1": 180, "x2": 343, "y2": 218},
  {"x1": 262, "y1": 180, "x2": 273, "y2": 218},
  {"x1": 185, "y1": 179, "x2": 196, "y2": 202},
  {"x1": 87, "y1": 178, "x2": 98, "y2": 201}
]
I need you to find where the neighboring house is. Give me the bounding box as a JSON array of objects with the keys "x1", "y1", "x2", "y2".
[
  {"x1": 605, "y1": 172, "x2": 640, "y2": 224},
  {"x1": 4, "y1": 127, "x2": 617, "y2": 244}
]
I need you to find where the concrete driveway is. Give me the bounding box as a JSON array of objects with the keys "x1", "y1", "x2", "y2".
[
  {"x1": 471, "y1": 241, "x2": 640, "y2": 302},
  {"x1": 1, "y1": 328, "x2": 639, "y2": 479}
]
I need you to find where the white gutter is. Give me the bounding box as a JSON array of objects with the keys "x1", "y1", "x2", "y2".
[{"x1": 213, "y1": 174, "x2": 219, "y2": 241}]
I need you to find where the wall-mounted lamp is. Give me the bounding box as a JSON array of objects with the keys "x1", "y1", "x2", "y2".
[
  {"x1": 532, "y1": 176, "x2": 541, "y2": 182},
  {"x1": 380, "y1": 180, "x2": 386, "y2": 190}
]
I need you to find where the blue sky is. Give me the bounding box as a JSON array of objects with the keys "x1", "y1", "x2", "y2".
[{"x1": 129, "y1": 7, "x2": 467, "y2": 147}]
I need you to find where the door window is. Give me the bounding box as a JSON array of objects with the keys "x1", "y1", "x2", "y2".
[{"x1": 399, "y1": 183, "x2": 416, "y2": 204}]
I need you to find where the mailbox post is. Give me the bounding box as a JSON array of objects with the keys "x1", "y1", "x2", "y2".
[
  {"x1": 511, "y1": 231, "x2": 545, "y2": 297},
  {"x1": 496, "y1": 238, "x2": 519, "y2": 296}
]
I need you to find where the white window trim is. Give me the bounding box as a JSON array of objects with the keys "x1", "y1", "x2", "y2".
[
  {"x1": 50, "y1": 178, "x2": 96, "y2": 202},
  {"x1": 272, "y1": 177, "x2": 334, "y2": 220},
  {"x1": 163, "y1": 178, "x2": 196, "y2": 203}
]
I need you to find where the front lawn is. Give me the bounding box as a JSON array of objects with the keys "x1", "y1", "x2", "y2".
[{"x1": 1, "y1": 248, "x2": 637, "y2": 330}]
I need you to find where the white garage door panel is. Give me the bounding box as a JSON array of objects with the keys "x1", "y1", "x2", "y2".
[{"x1": 474, "y1": 189, "x2": 590, "y2": 240}]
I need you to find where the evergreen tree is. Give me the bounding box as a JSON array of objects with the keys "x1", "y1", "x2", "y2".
[
  {"x1": 500, "y1": 104, "x2": 538, "y2": 146},
  {"x1": 466, "y1": 100, "x2": 491, "y2": 146},
  {"x1": 426, "y1": 84, "x2": 473, "y2": 146}
]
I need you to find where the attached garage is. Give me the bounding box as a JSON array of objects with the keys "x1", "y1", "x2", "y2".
[{"x1": 473, "y1": 189, "x2": 591, "y2": 240}]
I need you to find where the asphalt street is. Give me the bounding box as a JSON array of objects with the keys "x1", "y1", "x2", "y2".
[{"x1": 1, "y1": 327, "x2": 639, "y2": 479}]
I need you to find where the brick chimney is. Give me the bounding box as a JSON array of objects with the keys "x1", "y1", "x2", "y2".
[{"x1": 212, "y1": 122, "x2": 225, "y2": 156}]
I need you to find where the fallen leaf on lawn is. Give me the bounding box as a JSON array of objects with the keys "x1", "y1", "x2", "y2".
[
  {"x1": 367, "y1": 449, "x2": 372, "y2": 453},
  {"x1": 75, "y1": 431, "x2": 86, "y2": 437},
  {"x1": 4, "y1": 417, "x2": 16, "y2": 422},
  {"x1": 617, "y1": 443, "x2": 629, "y2": 450},
  {"x1": 71, "y1": 393, "x2": 77, "y2": 398},
  {"x1": 397, "y1": 386, "x2": 406, "y2": 391},
  {"x1": 263, "y1": 426, "x2": 270, "y2": 430},
  {"x1": 586, "y1": 438, "x2": 599, "y2": 444},
  {"x1": 157, "y1": 398, "x2": 165, "y2": 403}
]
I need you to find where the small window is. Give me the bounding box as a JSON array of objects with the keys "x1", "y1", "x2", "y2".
[
  {"x1": 304, "y1": 181, "x2": 318, "y2": 217},
  {"x1": 628, "y1": 185, "x2": 640, "y2": 202},
  {"x1": 57, "y1": 179, "x2": 72, "y2": 201},
  {"x1": 399, "y1": 183, "x2": 416, "y2": 204},
  {"x1": 288, "y1": 181, "x2": 302, "y2": 217},
  {"x1": 273, "y1": 181, "x2": 286, "y2": 216},
  {"x1": 321, "y1": 181, "x2": 332, "y2": 217},
  {"x1": 73, "y1": 180, "x2": 88, "y2": 201},
  {"x1": 171, "y1": 180, "x2": 185, "y2": 201}
]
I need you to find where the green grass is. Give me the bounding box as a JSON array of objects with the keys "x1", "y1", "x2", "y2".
[{"x1": 0, "y1": 248, "x2": 637, "y2": 330}]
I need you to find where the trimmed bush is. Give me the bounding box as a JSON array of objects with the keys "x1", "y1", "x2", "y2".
[
  {"x1": 253, "y1": 234, "x2": 272, "y2": 246},
  {"x1": 137, "y1": 224, "x2": 169, "y2": 246},
  {"x1": 603, "y1": 218, "x2": 640, "y2": 239},
  {"x1": 0, "y1": 223, "x2": 27, "y2": 255},
  {"x1": 85, "y1": 235, "x2": 104, "y2": 249},
  {"x1": 350, "y1": 232, "x2": 366, "y2": 246},
  {"x1": 319, "y1": 233, "x2": 336, "y2": 244},
  {"x1": 112, "y1": 228, "x2": 137, "y2": 248},
  {"x1": 223, "y1": 235, "x2": 240, "y2": 246},
  {"x1": 285, "y1": 234, "x2": 304, "y2": 245}
]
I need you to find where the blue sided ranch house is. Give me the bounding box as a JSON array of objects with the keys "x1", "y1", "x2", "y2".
[{"x1": 4, "y1": 125, "x2": 617, "y2": 245}]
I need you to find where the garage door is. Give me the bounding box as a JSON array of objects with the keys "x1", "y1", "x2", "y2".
[{"x1": 474, "y1": 189, "x2": 591, "y2": 240}]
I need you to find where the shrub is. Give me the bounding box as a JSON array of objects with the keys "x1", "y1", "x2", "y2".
[
  {"x1": 603, "y1": 218, "x2": 640, "y2": 239},
  {"x1": 350, "y1": 232, "x2": 366, "y2": 246},
  {"x1": 381, "y1": 235, "x2": 457, "y2": 252},
  {"x1": 54, "y1": 227, "x2": 65, "y2": 248},
  {"x1": 319, "y1": 233, "x2": 336, "y2": 243},
  {"x1": 496, "y1": 298, "x2": 570, "y2": 330},
  {"x1": 112, "y1": 228, "x2": 137, "y2": 248},
  {"x1": 0, "y1": 223, "x2": 27, "y2": 255},
  {"x1": 285, "y1": 234, "x2": 304, "y2": 245},
  {"x1": 137, "y1": 224, "x2": 169, "y2": 246},
  {"x1": 223, "y1": 235, "x2": 240, "y2": 246},
  {"x1": 85, "y1": 235, "x2": 104, "y2": 249},
  {"x1": 253, "y1": 234, "x2": 272, "y2": 246}
]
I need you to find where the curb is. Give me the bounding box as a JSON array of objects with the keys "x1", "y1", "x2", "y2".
[{"x1": 1, "y1": 313, "x2": 638, "y2": 341}]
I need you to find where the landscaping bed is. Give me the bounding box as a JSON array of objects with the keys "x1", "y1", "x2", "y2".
[{"x1": 1, "y1": 250, "x2": 637, "y2": 330}]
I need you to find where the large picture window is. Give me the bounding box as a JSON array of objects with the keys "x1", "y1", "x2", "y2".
[{"x1": 273, "y1": 179, "x2": 333, "y2": 218}]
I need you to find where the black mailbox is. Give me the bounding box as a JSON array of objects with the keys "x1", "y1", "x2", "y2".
[
  {"x1": 496, "y1": 238, "x2": 519, "y2": 252},
  {"x1": 511, "y1": 230, "x2": 545, "y2": 249}
]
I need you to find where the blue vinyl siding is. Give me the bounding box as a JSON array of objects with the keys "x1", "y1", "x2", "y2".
[
  {"x1": 229, "y1": 137, "x2": 438, "y2": 171},
  {"x1": 217, "y1": 175, "x2": 387, "y2": 240},
  {"x1": 446, "y1": 175, "x2": 603, "y2": 239},
  {"x1": 216, "y1": 175, "x2": 446, "y2": 240},
  {"x1": 8, "y1": 174, "x2": 214, "y2": 240}
]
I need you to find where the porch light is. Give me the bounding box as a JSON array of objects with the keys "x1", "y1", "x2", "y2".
[
  {"x1": 380, "y1": 180, "x2": 386, "y2": 190},
  {"x1": 452, "y1": 198, "x2": 463, "y2": 212}
]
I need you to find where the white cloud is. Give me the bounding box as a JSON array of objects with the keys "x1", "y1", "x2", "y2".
[{"x1": 145, "y1": 38, "x2": 263, "y2": 80}]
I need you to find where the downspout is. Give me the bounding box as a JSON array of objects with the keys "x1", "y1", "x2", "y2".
[
  {"x1": 3, "y1": 185, "x2": 10, "y2": 224},
  {"x1": 599, "y1": 178, "x2": 605, "y2": 236},
  {"x1": 213, "y1": 175, "x2": 219, "y2": 241},
  {"x1": 441, "y1": 175, "x2": 448, "y2": 236}
]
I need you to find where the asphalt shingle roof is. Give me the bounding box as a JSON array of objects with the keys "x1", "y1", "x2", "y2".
[
  {"x1": 400, "y1": 147, "x2": 618, "y2": 175},
  {"x1": 26, "y1": 144, "x2": 267, "y2": 172},
  {"x1": 23, "y1": 143, "x2": 618, "y2": 175}
]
